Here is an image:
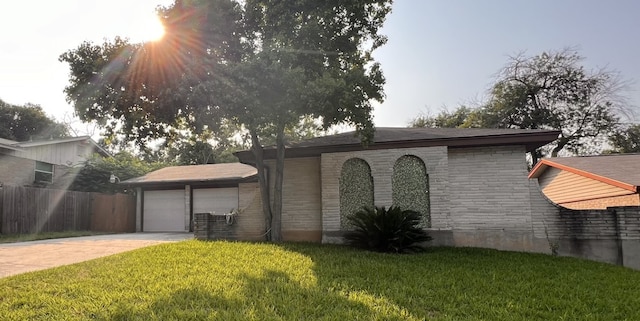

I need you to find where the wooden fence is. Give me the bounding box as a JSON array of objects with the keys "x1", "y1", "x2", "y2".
[
  {"x1": 0, "y1": 185, "x2": 135, "y2": 235},
  {"x1": 90, "y1": 193, "x2": 136, "y2": 233}
]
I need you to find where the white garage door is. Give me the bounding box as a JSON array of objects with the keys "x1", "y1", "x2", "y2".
[
  {"x1": 144, "y1": 190, "x2": 186, "y2": 232},
  {"x1": 193, "y1": 188, "x2": 239, "y2": 216}
]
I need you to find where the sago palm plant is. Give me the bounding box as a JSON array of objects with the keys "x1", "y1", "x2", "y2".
[{"x1": 343, "y1": 206, "x2": 432, "y2": 253}]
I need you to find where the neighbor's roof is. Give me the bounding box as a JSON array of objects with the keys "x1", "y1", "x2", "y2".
[
  {"x1": 235, "y1": 127, "x2": 560, "y2": 163},
  {"x1": 528, "y1": 154, "x2": 640, "y2": 192},
  {"x1": 122, "y1": 163, "x2": 258, "y2": 186},
  {"x1": 13, "y1": 136, "x2": 110, "y2": 157},
  {"x1": 0, "y1": 138, "x2": 22, "y2": 151}
]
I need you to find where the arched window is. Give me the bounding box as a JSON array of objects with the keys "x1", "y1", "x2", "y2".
[
  {"x1": 339, "y1": 158, "x2": 374, "y2": 228},
  {"x1": 392, "y1": 155, "x2": 430, "y2": 227}
]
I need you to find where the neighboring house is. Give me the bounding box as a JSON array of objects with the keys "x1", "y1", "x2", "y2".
[
  {"x1": 122, "y1": 163, "x2": 259, "y2": 233},
  {"x1": 528, "y1": 154, "x2": 640, "y2": 209},
  {"x1": 0, "y1": 136, "x2": 109, "y2": 189},
  {"x1": 127, "y1": 127, "x2": 566, "y2": 254}
]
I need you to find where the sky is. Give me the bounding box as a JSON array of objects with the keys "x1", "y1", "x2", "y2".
[{"x1": 1, "y1": 0, "x2": 639, "y2": 137}]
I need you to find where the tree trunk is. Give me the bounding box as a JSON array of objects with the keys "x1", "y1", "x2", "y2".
[
  {"x1": 551, "y1": 136, "x2": 568, "y2": 157},
  {"x1": 271, "y1": 125, "x2": 286, "y2": 242},
  {"x1": 250, "y1": 130, "x2": 273, "y2": 241}
]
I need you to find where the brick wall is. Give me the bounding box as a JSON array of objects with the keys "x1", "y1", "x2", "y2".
[
  {"x1": 265, "y1": 157, "x2": 323, "y2": 242},
  {"x1": 193, "y1": 212, "x2": 239, "y2": 240},
  {"x1": 448, "y1": 146, "x2": 533, "y2": 231},
  {"x1": 561, "y1": 194, "x2": 640, "y2": 210},
  {"x1": 234, "y1": 182, "x2": 267, "y2": 241}
]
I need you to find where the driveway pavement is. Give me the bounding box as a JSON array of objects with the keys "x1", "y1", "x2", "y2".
[{"x1": 0, "y1": 232, "x2": 193, "y2": 278}]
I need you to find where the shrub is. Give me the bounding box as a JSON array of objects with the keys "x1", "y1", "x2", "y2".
[{"x1": 343, "y1": 206, "x2": 432, "y2": 253}]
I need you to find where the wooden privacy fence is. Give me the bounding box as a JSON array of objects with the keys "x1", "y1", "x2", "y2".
[
  {"x1": 91, "y1": 193, "x2": 136, "y2": 233},
  {"x1": 0, "y1": 185, "x2": 135, "y2": 234}
]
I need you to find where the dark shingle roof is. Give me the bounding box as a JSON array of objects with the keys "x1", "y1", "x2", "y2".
[
  {"x1": 529, "y1": 154, "x2": 640, "y2": 190},
  {"x1": 122, "y1": 163, "x2": 257, "y2": 186},
  {"x1": 235, "y1": 127, "x2": 560, "y2": 163}
]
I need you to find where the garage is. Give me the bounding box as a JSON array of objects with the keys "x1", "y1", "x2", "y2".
[
  {"x1": 193, "y1": 188, "x2": 239, "y2": 215},
  {"x1": 143, "y1": 190, "x2": 186, "y2": 232},
  {"x1": 123, "y1": 163, "x2": 258, "y2": 233}
]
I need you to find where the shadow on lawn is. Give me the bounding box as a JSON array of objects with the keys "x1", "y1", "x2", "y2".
[{"x1": 100, "y1": 269, "x2": 412, "y2": 320}]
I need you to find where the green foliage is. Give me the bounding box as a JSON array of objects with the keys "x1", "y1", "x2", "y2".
[
  {"x1": 344, "y1": 206, "x2": 432, "y2": 253},
  {"x1": 67, "y1": 152, "x2": 167, "y2": 193},
  {"x1": 410, "y1": 49, "x2": 629, "y2": 162},
  {"x1": 392, "y1": 155, "x2": 430, "y2": 228},
  {"x1": 608, "y1": 124, "x2": 640, "y2": 153},
  {"x1": 410, "y1": 106, "x2": 474, "y2": 128},
  {"x1": 339, "y1": 158, "x2": 374, "y2": 228},
  {"x1": 59, "y1": 0, "x2": 392, "y2": 241},
  {"x1": 0, "y1": 99, "x2": 69, "y2": 141},
  {"x1": 1, "y1": 241, "x2": 640, "y2": 320}
]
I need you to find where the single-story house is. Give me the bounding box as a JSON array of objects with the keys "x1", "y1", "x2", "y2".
[
  {"x1": 127, "y1": 127, "x2": 567, "y2": 253},
  {"x1": 0, "y1": 136, "x2": 109, "y2": 189},
  {"x1": 528, "y1": 154, "x2": 640, "y2": 209}
]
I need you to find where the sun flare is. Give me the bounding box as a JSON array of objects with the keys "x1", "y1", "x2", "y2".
[{"x1": 128, "y1": 13, "x2": 165, "y2": 43}]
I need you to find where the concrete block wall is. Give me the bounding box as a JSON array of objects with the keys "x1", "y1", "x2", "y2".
[{"x1": 320, "y1": 146, "x2": 449, "y2": 242}]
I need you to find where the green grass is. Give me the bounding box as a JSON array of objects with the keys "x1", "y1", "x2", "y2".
[
  {"x1": 0, "y1": 231, "x2": 108, "y2": 243},
  {"x1": 1, "y1": 241, "x2": 638, "y2": 320}
]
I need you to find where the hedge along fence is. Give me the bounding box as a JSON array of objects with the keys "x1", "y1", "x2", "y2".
[{"x1": 0, "y1": 185, "x2": 135, "y2": 234}]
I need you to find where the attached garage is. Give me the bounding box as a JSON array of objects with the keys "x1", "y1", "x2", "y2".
[
  {"x1": 122, "y1": 163, "x2": 258, "y2": 232},
  {"x1": 143, "y1": 190, "x2": 186, "y2": 232}
]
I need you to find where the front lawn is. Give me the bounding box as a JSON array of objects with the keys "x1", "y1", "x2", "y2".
[{"x1": 0, "y1": 241, "x2": 638, "y2": 320}]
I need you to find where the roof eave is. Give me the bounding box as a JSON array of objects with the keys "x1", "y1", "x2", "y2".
[
  {"x1": 121, "y1": 175, "x2": 258, "y2": 186},
  {"x1": 528, "y1": 159, "x2": 638, "y2": 192},
  {"x1": 235, "y1": 131, "x2": 560, "y2": 163}
]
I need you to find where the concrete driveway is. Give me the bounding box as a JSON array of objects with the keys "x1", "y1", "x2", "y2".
[{"x1": 0, "y1": 233, "x2": 193, "y2": 278}]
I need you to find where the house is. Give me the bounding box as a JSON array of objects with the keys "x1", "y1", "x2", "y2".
[
  {"x1": 528, "y1": 154, "x2": 640, "y2": 209},
  {"x1": 128, "y1": 127, "x2": 565, "y2": 253},
  {"x1": 0, "y1": 136, "x2": 108, "y2": 189},
  {"x1": 122, "y1": 163, "x2": 259, "y2": 233}
]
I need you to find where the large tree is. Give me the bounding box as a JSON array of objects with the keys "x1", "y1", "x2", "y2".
[
  {"x1": 412, "y1": 49, "x2": 630, "y2": 164},
  {"x1": 608, "y1": 124, "x2": 640, "y2": 153},
  {"x1": 60, "y1": 0, "x2": 392, "y2": 241},
  {"x1": 0, "y1": 99, "x2": 69, "y2": 141},
  {"x1": 67, "y1": 152, "x2": 167, "y2": 194}
]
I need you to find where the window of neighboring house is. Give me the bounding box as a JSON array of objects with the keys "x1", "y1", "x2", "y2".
[{"x1": 35, "y1": 161, "x2": 54, "y2": 183}]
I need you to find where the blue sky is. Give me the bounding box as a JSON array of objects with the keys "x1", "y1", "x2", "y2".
[{"x1": 0, "y1": 1, "x2": 638, "y2": 135}]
